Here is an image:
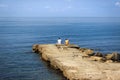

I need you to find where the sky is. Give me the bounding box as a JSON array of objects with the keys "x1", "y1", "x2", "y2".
[{"x1": 0, "y1": 0, "x2": 120, "y2": 17}]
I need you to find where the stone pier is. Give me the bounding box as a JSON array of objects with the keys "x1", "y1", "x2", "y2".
[{"x1": 32, "y1": 44, "x2": 120, "y2": 80}]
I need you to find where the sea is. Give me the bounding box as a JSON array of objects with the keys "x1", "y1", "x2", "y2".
[{"x1": 0, "y1": 17, "x2": 120, "y2": 80}]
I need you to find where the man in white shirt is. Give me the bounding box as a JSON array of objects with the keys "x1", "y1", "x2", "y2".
[{"x1": 57, "y1": 38, "x2": 62, "y2": 44}]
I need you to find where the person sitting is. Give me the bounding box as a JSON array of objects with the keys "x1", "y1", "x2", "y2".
[
  {"x1": 65, "y1": 39, "x2": 69, "y2": 46},
  {"x1": 57, "y1": 38, "x2": 62, "y2": 45}
]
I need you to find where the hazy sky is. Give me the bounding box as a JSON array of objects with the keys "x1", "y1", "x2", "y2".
[{"x1": 0, "y1": 0, "x2": 120, "y2": 17}]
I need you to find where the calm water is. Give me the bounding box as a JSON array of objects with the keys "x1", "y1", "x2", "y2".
[{"x1": 0, "y1": 17, "x2": 120, "y2": 80}]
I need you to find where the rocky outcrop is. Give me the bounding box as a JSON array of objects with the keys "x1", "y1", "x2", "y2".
[
  {"x1": 105, "y1": 52, "x2": 120, "y2": 62},
  {"x1": 79, "y1": 48, "x2": 94, "y2": 56},
  {"x1": 32, "y1": 44, "x2": 120, "y2": 80},
  {"x1": 90, "y1": 56, "x2": 105, "y2": 62},
  {"x1": 94, "y1": 52, "x2": 103, "y2": 57},
  {"x1": 32, "y1": 44, "x2": 39, "y2": 53}
]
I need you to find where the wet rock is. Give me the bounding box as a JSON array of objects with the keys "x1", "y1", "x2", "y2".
[
  {"x1": 111, "y1": 52, "x2": 120, "y2": 62},
  {"x1": 83, "y1": 49, "x2": 94, "y2": 56},
  {"x1": 105, "y1": 54, "x2": 113, "y2": 60},
  {"x1": 79, "y1": 48, "x2": 87, "y2": 52},
  {"x1": 79, "y1": 48, "x2": 94, "y2": 57},
  {"x1": 32, "y1": 44, "x2": 39, "y2": 53},
  {"x1": 68, "y1": 44, "x2": 80, "y2": 49},
  {"x1": 94, "y1": 52, "x2": 103, "y2": 57},
  {"x1": 105, "y1": 52, "x2": 120, "y2": 62}
]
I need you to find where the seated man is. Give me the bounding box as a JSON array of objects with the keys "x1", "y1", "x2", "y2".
[
  {"x1": 57, "y1": 38, "x2": 62, "y2": 44},
  {"x1": 65, "y1": 39, "x2": 69, "y2": 46}
]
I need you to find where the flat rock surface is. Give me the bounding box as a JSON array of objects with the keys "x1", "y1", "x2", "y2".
[{"x1": 33, "y1": 44, "x2": 120, "y2": 80}]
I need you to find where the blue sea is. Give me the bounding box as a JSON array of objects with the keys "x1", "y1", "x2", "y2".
[{"x1": 0, "y1": 17, "x2": 120, "y2": 80}]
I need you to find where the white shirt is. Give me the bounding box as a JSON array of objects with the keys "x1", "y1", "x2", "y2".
[{"x1": 57, "y1": 39, "x2": 62, "y2": 44}]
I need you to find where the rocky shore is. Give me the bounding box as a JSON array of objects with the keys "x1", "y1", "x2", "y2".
[{"x1": 32, "y1": 44, "x2": 120, "y2": 80}]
